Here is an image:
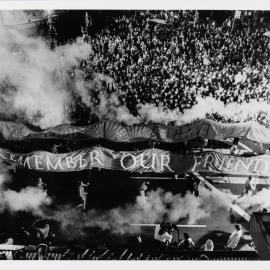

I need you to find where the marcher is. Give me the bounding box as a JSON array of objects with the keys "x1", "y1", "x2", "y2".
[
  {"x1": 241, "y1": 176, "x2": 257, "y2": 197},
  {"x1": 225, "y1": 224, "x2": 243, "y2": 250},
  {"x1": 178, "y1": 232, "x2": 195, "y2": 250},
  {"x1": 201, "y1": 239, "x2": 214, "y2": 251},
  {"x1": 78, "y1": 181, "x2": 90, "y2": 210}
]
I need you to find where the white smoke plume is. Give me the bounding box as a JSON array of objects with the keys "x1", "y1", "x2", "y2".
[
  {"x1": 0, "y1": 28, "x2": 92, "y2": 129},
  {"x1": 2, "y1": 187, "x2": 51, "y2": 215},
  {"x1": 0, "y1": 26, "x2": 140, "y2": 128},
  {"x1": 95, "y1": 92, "x2": 139, "y2": 125},
  {"x1": 137, "y1": 97, "x2": 270, "y2": 125},
  {"x1": 137, "y1": 103, "x2": 181, "y2": 125},
  {"x1": 236, "y1": 188, "x2": 270, "y2": 212},
  {"x1": 43, "y1": 186, "x2": 229, "y2": 239},
  {"x1": 1, "y1": 24, "x2": 269, "y2": 128},
  {"x1": 0, "y1": 165, "x2": 51, "y2": 215}
]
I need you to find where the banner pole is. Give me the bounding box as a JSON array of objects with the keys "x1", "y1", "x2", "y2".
[
  {"x1": 231, "y1": 11, "x2": 236, "y2": 31},
  {"x1": 191, "y1": 172, "x2": 250, "y2": 221}
]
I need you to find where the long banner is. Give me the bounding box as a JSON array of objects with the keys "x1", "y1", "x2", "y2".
[
  {"x1": 1, "y1": 147, "x2": 270, "y2": 176},
  {"x1": 1, "y1": 119, "x2": 270, "y2": 145}
]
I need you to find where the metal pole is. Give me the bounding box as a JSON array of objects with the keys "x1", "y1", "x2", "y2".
[
  {"x1": 231, "y1": 12, "x2": 236, "y2": 31},
  {"x1": 192, "y1": 172, "x2": 250, "y2": 221},
  {"x1": 193, "y1": 10, "x2": 198, "y2": 28},
  {"x1": 130, "y1": 224, "x2": 207, "y2": 227}
]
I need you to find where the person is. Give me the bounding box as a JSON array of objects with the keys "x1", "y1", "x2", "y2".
[
  {"x1": 140, "y1": 181, "x2": 149, "y2": 196},
  {"x1": 159, "y1": 230, "x2": 173, "y2": 245},
  {"x1": 155, "y1": 223, "x2": 174, "y2": 246},
  {"x1": 230, "y1": 144, "x2": 240, "y2": 155},
  {"x1": 37, "y1": 177, "x2": 47, "y2": 191},
  {"x1": 36, "y1": 177, "x2": 50, "y2": 204},
  {"x1": 192, "y1": 179, "x2": 200, "y2": 197},
  {"x1": 178, "y1": 232, "x2": 195, "y2": 250},
  {"x1": 233, "y1": 175, "x2": 257, "y2": 204},
  {"x1": 51, "y1": 144, "x2": 59, "y2": 154},
  {"x1": 139, "y1": 181, "x2": 149, "y2": 199},
  {"x1": 225, "y1": 224, "x2": 243, "y2": 250},
  {"x1": 201, "y1": 239, "x2": 214, "y2": 251},
  {"x1": 78, "y1": 180, "x2": 90, "y2": 210},
  {"x1": 136, "y1": 235, "x2": 142, "y2": 244},
  {"x1": 32, "y1": 219, "x2": 55, "y2": 260},
  {"x1": 241, "y1": 176, "x2": 257, "y2": 197}
]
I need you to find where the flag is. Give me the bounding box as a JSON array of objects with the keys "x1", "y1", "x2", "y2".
[
  {"x1": 194, "y1": 10, "x2": 199, "y2": 26},
  {"x1": 148, "y1": 18, "x2": 167, "y2": 25},
  {"x1": 234, "y1": 10, "x2": 241, "y2": 19},
  {"x1": 85, "y1": 12, "x2": 92, "y2": 28},
  {"x1": 263, "y1": 31, "x2": 270, "y2": 38}
]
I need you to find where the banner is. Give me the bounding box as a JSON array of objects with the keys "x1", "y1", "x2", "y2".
[
  {"x1": 1, "y1": 119, "x2": 270, "y2": 145},
  {"x1": 148, "y1": 19, "x2": 167, "y2": 24},
  {"x1": 1, "y1": 146, "x2": 270, "y2": 176},
  {"x1": 234, "y1": 10, "x2": 241, "y2": 19}
]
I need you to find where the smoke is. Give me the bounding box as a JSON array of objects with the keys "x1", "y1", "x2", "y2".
[
  {"x1": 0, "y1": 23, "x2": 269, "y2": 128},
  {"x1": 1, "y1": 187, "x2": 51, "y2": 215},
  {"x1": 137, "y1": 103, "x2": 181, "y2": 125},
  {"x1": 0, "y1": 25, "x2": 141, "y2": 128},
  {"x1": 42, "y1": 186, "x2": 228, "y2": 239},
  {"x1": 0, "y1": 28, "x2": 92, "y2": 129},
  {"x1": 94, "y1": 92, "x2": 139, "y2": 125},
  {"x1": 137, "y1": 97, "x2": 270, "y2": 125},
  {"x1": 0, "y1": 165, "x2": 51, "y2": 215},
  {"x1": 236, "y1": 188, "x2": 270, "y2": 212}
]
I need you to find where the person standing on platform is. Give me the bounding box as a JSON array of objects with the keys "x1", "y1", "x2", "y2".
[
  {"x1": 78, "y1": 180, "x2": 90, "y2": 210},
  {"x1": 32, "y1": 219, "x2": 55, "y2": 260},
  {"x1": 178, "y1": 232, "x2": 195, "y2": 250},
  {"x1": 241, "y1": 176, "x2": 257, "y2": 197},
  {"x1": 201, "y1": 239, "x2": 214, "y2": 251},
  {"x1": 37, "y1": 177, "x2": 50, "y2": 204},
  {"x1": 139, "y1": 181, "x2": 149, "y2": 202},
  {"x1": 37, "y1": 178, "x2": 47, "y2": 192},
  {"x1": 225, "y1": 224, "x2": 243, "y2": 250}
]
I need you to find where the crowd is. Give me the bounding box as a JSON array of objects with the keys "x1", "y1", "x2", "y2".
[
  {"x1": 82, "y1": 10, "x2": 270, "y2": 116},
  {"x1": 0, "y1": 222, "x2": 244, "y2": 260},
  {"x1": 153, "y1": 222, "x2": 243, "y2": 252}
]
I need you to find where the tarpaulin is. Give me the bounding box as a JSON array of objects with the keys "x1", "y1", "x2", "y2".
[
  {"x1": 1, "y1": 146, "x2": 270, "y2": 176},
  {"x1": 1, "y1": 119, "x2": 270, "y2": 145}
]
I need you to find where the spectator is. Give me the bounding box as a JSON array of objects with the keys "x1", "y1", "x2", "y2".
[
  {"x1": 78, "y1": 180, "x2": 90, "y2": 210},
  {"x1": 139, "y1": 181, "x2": 149, "y2": 199},
  {"x1": 178, "y1": 232, "x2": 195, "y2": 250},
  {"x1": 225, "y1": 224, "x2": 243, "y2": 250},
  {"x1": 201, "y1": 239, "x2": 214, "y2": 251},
  {"x1": 76, "y1": 10, "x2": 270, "y2": 123},
  {"x1": 241, "y1": 176, "x2": 257, "y2": 197},
  {"x1": 31, "y1": 219, "x2": 55, "y2": 260}
]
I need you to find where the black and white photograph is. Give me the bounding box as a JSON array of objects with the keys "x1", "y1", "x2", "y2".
[{"x1": 0, "y1": 1, "x2": 270, "y2": 263}]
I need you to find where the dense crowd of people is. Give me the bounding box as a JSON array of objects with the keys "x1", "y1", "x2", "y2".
[
  {"x1": 83, "y1": 10, "x2": 270, "y2": 115},
  {"x1": 0, "y1": 220, "x2": 245, "y2": 260},
  {"x1": 0, "y1": 220, "x2": 242, "y2": 260}
]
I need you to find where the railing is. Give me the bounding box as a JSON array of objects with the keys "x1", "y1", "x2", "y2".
[{"x1": 0, "y1": 244, "x2": 260, "y2": 260}]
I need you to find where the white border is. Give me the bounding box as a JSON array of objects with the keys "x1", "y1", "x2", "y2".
[
  {"x1": 0, "y1": 1, "x2": 269, "y2": 270},
  {"x1": 0, "y1": 0, "x2": 270, "y2": 10}
]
